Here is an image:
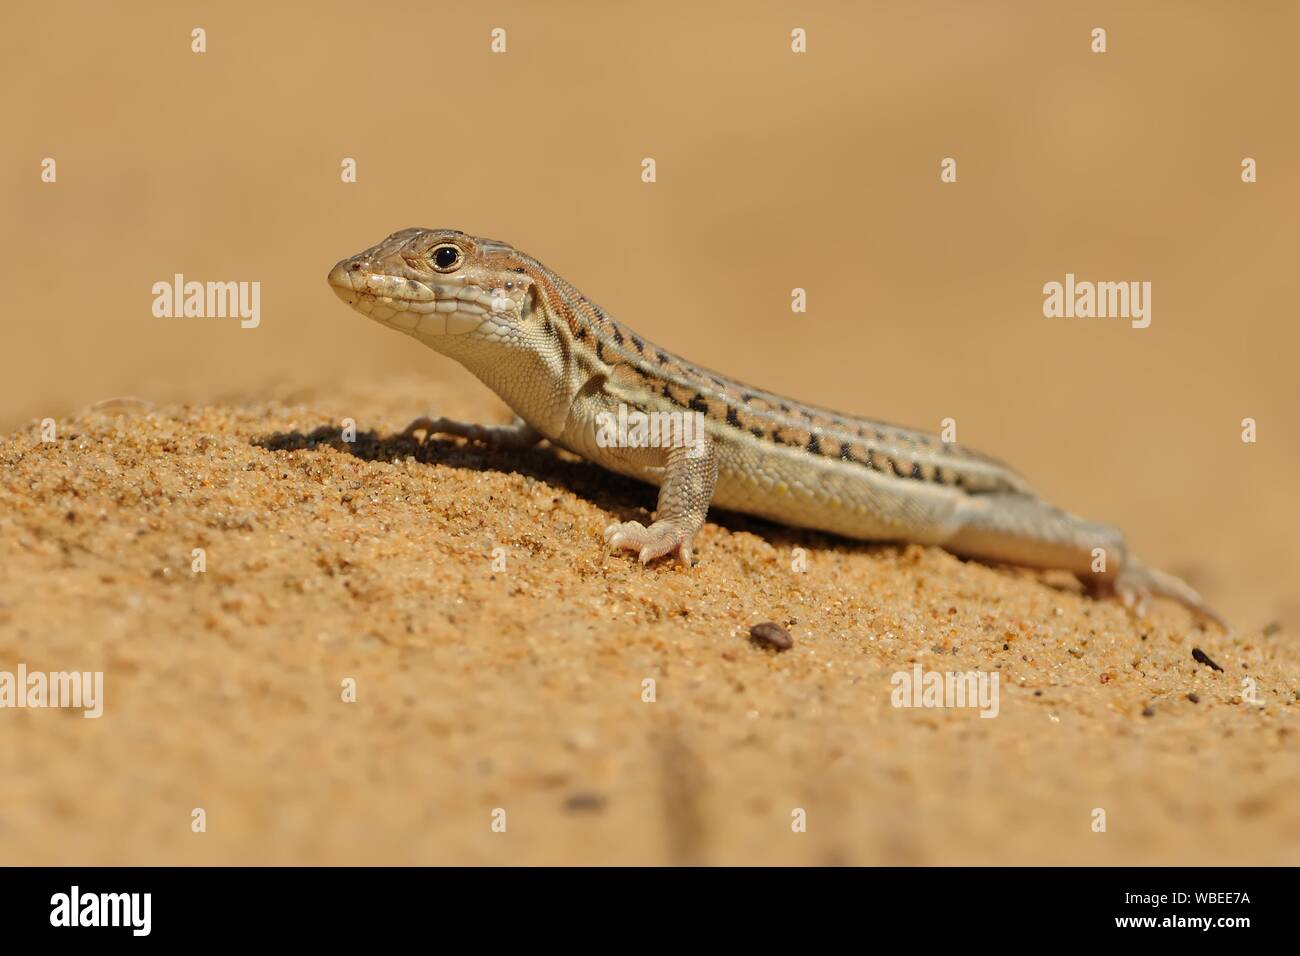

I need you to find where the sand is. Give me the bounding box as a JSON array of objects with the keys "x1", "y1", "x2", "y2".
[{"x1": 1, "y1": 376, "x2": 1294, "y2": 865}]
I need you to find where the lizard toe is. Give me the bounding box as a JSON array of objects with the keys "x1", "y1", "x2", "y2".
[
  {"x1": 402, "y1": 416, "x2": 440, "y2": 442},
  {"x1": 605, "y1": 518, "x2": 697, "y2": 565},
  {"x1": 605, "y1": 520, "x2": 647, "y2": 551},
  {"x1": 614, "y1": 519, "x2": 697, "y2": 565}
]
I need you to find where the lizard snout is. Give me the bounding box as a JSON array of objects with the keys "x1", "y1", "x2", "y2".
[{"x1": 327, "y1": 258, "x2": 359, "y2": 302}]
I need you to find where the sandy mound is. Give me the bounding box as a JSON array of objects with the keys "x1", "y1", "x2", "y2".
[{"x1": 0, "y1": 378, "x2": 1294, "y2": 864}]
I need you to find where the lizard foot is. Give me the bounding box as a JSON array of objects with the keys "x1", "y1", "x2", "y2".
[
  {"x1": 1091, "y1": 560, "x2": 1230, "y2": 632},
  {"x1": 1111, "y1": 575, "x2": 1150, "y2": 617},
  {"x1": 402, "y1": 415, "x2": 539, "y2": 450},
  {"x1": 604, "y1": 519, "x2": 698, "y2": 566}
]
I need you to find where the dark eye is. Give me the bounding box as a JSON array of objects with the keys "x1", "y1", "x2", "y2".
[{"x1": 431, "y1": 245, "x2": 461, "y2": 272}]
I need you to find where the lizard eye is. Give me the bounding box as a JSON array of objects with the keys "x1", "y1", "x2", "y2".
[{"x1": 430, "y1": 245, "x2": 462, "y2": 272}]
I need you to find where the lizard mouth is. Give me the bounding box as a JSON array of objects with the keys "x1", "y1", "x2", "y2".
[{"x1": 327, "y1": 261, "x2": 489, "y2": 336}]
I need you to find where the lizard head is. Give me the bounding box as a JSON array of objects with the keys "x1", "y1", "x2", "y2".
[{"x1": 327, "y1": 228, "x2": 539, "y2": 346}]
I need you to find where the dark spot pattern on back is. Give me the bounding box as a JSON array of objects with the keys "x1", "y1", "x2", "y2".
[{"x1": 517, "y1": 242, "x2": 1027, "y2": 494}]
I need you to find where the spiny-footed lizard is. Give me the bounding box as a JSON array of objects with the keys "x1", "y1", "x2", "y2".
[{"x1": 328, "y1": 228, "x2": 1224, "y2": 628}]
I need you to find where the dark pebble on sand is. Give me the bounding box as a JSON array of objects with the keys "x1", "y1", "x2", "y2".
[
  {"x1": 563, "y1": 792, "x2": 607, "y2": 813},
  {"x1": 749, "y1": 622, "x2": 793, "y2": 651},
  {"x1": 1191, "y1": 647, "x2": 1224, "y2": 672}
]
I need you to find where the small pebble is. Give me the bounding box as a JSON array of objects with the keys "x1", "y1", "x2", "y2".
[
  {"x1": 1191, "y1": 647, "x2": 1224, "y2": 672},
  {"x1": 1141, "y1": 706, "x2": 1155, "y2": 717},
  {"x1": 1187, "y1": 693, "x2": 1200, "y2": 704},
  {"x1": 563, "y1": 792, "x2": 606, "y2": 813},
  {"x1": 749, "y1": 621, "x2": 793, "y2": 651}
]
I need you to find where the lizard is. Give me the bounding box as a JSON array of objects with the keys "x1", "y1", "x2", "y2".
[{"x1": 327, "y1": 228, "x2": 1225, "y2": 629}]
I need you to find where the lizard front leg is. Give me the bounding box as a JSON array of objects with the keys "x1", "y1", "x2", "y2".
[
  {"x1": 604, "y1": 435, "x2": 718, "y2": 565},
  {"x1": 403, "y1": 414, "x2": 541, "y2": 450}
]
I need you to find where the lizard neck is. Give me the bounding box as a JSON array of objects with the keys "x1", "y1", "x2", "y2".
[{"x1": 413, "y1": 320, "x2": 578, "y2": 439}]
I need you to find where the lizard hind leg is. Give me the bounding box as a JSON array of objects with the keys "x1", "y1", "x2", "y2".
[{"x1": 947, "y1": 492, "x2": 1228, "y2": 631}]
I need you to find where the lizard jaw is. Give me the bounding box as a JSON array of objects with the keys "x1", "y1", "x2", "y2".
[{"x1": 327, "y1": 261, "x2": 492, "y2": 336}]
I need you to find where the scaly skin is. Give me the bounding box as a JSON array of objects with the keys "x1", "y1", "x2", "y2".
[{"x1": 327, "y1": 228, "x2": 1225, "y2": 628}]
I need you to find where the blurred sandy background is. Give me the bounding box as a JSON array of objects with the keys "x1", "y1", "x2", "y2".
[{"x1": 2, "y1": 1, "x2": 1297, "y2": 865}]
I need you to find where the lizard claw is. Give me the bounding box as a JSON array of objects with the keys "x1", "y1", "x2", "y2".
[
  {"x1": 403, "y1": 416, "x2": 489, "y2": 443},
  {"x1": 402, "y1": 416, "x2": 439, "y2": 444},
  {"x1": 604, "y1": 519, "x2": 697, "y2": 566},
  {"x1": 401, "y1": 415, "x2": 538, "y2": 450},
  {"x1": 403, "y1": 416, "x2": 482, "y2": 445}
]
